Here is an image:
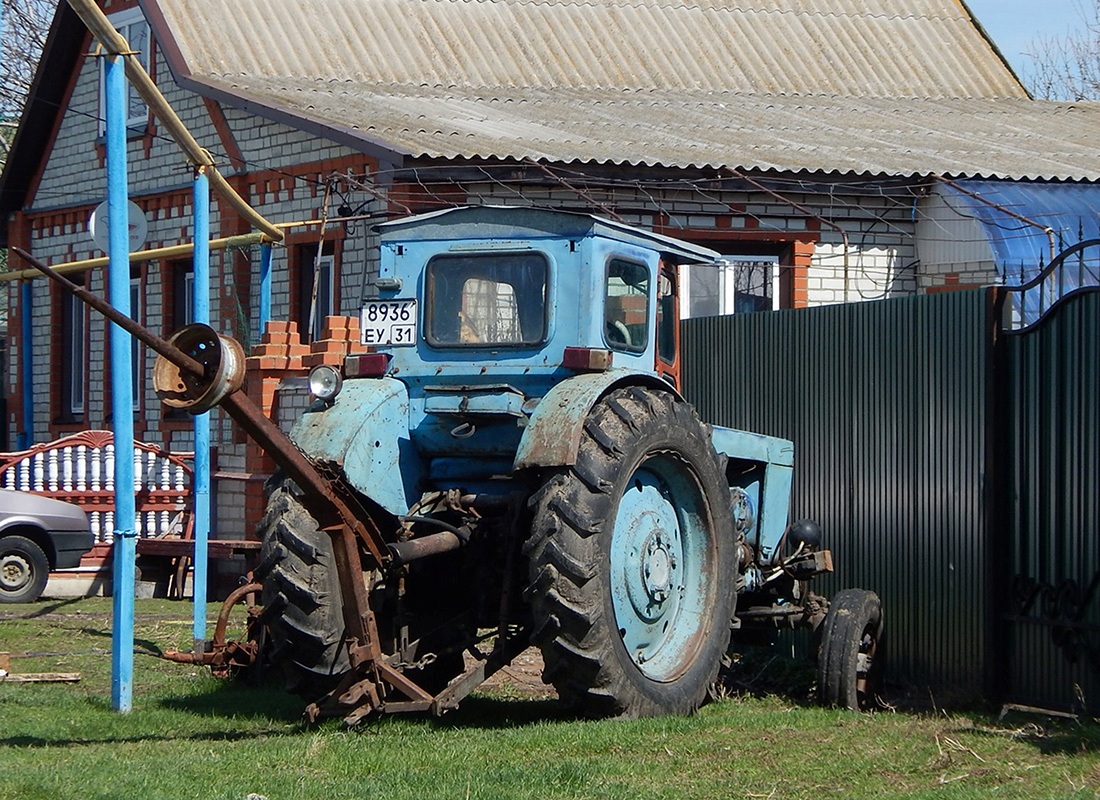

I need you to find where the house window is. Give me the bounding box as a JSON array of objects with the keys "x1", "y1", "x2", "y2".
[
  {"x1": 60, "y1": 276, "x2": 87, "y2": 419},
  {"x1": 97, "y1": 8, "x2": 151, "y2": 135},
  {"x1": 170, "y1": 261, "x2": 194, "y2": 330},
  {"x1": 680, "y1": 256, "x2": 779, "y2": 319},
  {"x1": 162, "y1": 260, "x2": 193, "y2": 419},
  {"x1": 295, "y1": 245, "x2": 337, "y2": 343}
]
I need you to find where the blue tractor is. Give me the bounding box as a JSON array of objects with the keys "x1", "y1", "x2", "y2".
[
  {"x1": 25, "y1": 205, "x2": 879, "y2": 722},
  {"x1": 250, "y1": 206, "x2": 882, "y2": 722}
]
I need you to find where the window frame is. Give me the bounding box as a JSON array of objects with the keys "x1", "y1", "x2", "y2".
[
  {"x1": 59, "y1": 275, "x2": 87, "y2": 420},
  {"x1": 423, "y1": 251, "x2": 550, "y2": 349},
  {"x1": 679, "y1": 254, "x2": 782, "y2": 319},
  {"x1": 294, "y1": 245, "x2": 337, "y2": 344},
  {"x1": 161, "y1": 259, "x2": 194, "y2": 420},
  {"x1": 96, "y1": 7, "x2": 152, "y2": 136},
  {"x1": 602, "y1": 256, "x2": 651, "y2": 355}
]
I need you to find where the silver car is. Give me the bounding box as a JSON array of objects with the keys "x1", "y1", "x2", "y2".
[{"x1": 0, "y1": 490, "x2": 94, "y2": 603}]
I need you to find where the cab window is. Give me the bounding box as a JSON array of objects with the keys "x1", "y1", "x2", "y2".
[
  {"x1": 604, "y1": 259, "x2": 649, "y2": 353},
  {"x1": 426, "y1": 252, "x2": 548, "y2": 347},
  {"x1": 656, "y1": 271, "x2": 676, "y2": 364}
]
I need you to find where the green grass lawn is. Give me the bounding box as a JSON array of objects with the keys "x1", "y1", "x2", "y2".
[{"x1": 2, "y1": 597, "x2": 1098, "y2": 800}]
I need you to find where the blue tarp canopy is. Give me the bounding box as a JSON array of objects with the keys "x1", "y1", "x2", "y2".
[
  {"x1": 948, "y1": 181, "x2": 1100, "y2": 328},
  {"x1": 949, "y1": 180, "x2": 1100, "y2": 285}
]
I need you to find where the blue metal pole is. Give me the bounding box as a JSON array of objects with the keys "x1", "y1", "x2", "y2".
[
  {"x1": 19, "y1": 281, "x2": 33, "y2": 450},
  {"x1": 192, "y1": 169, "x2": 211, "y2": 651},
  {"x1": 259, "y1": 243, "x2": 272, "y2": 335},
  {"x1": 105, "y1": 53, "x2": 136, "y2": 714}
]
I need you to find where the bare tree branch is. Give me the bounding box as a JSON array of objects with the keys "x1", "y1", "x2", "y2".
[
  {"x1": 1, "y1": 0, "x2": 58, "y2": 122},
  {"x1": 1023, "y1": 0, "x2": 1100, "y2": 100}
]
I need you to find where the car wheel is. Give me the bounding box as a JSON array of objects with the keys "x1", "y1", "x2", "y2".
[{"x1": 0, "y1": 535, "x2": 50, "y2": 604}]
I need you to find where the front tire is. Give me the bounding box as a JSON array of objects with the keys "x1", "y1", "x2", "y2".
[
  {"x1": 527, "y1": 387, "x2": 735, "y2": 717},
  {"x1": 0, "y1": 535, "x2": 50, "y2": 604},
  {"x1": 817, "y1": 588, "x2": 883, "y2": 710},
  {"x1": 255, "y1": 480, "x2": 349, "y2": 698}
]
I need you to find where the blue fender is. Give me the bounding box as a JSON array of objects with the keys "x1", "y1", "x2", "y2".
[
  {"x1": 514, "y1": 369, "x2": 681, "y2": 470},
  {"x1": 291, "y1": 378, "x2": 419, "y2": 515}
]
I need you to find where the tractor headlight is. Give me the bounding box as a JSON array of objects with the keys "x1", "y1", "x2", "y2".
[{"x1": 309, "y1": 364, "x2": 343, "y2": 401}]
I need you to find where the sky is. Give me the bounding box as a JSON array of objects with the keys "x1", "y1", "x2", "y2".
[{"x1": 962, "y1": 0, "x2": 1087, "y2": 77}]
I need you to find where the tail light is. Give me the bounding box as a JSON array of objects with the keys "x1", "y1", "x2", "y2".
[{"x1": 345, "y1": 353, "x2": 391, "y2": 378}]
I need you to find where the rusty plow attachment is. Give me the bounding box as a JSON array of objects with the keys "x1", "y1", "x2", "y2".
[
  {"x1": 12, "y1": 247, "x2": 527, "y2": 726},
  {"x1": 163, "y1": 581, "x2": 265, "y2": 676}
]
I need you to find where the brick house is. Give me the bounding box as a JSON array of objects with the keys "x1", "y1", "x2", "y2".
[{"x1": 1, "y1": 0, "x2": 1098, "y2": 540}]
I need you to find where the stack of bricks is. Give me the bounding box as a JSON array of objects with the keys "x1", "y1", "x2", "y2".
[
  {"x1": 240, "y1": 316, "x2": 368, "y2": 532},
  {"x1": 305, "y1": 315, "x2": 371, "y2": 367}
]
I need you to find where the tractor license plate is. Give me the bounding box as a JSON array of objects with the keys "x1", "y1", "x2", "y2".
[{"x1": 360, "y1": 299, "x2": 417, "y2": 346}]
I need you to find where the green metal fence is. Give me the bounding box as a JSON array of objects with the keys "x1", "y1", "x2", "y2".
[
  {"x1": 683, "y1": 285, "x2": 1100, "y2": 712},
  {"x1": 683, "y1": 290, "x2": 997, "y2": 700}
]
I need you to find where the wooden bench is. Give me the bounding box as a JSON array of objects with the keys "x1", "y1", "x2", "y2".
[{"x1": 0, "y1": 430, "x2": 258, "y2": 597}]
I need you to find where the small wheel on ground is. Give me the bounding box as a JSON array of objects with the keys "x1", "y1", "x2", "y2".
[
  {"x1": 254, "y1": 479, "x2": 349, "y2": 698},
  {"x1": 0, "y1": 534, "x2": 50, "y2": 604},
  {"x1": 526, "y1": 386, "x2": 735, "y2": 717},
  {"x1": 816, "y1": 588, "x2": 883, "y2": 710}
]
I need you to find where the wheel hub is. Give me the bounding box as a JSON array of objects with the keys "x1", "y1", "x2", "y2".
[
  {"x1": 622, "y1": 508, "x2": 681, "y2": 625},
  {"x1": 642, "y1": 531, "x2": 675, "y2": 603},
  {"x1": 0, "y1": 553, "x2": 31, "y2": 591},
  {"x1": 610, "y1": 458, "x2": 712, "y2": 681}
]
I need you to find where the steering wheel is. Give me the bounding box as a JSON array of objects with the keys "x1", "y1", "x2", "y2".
[{"x1": 606, "y1": 319, "x2": 633, "y2": 348}]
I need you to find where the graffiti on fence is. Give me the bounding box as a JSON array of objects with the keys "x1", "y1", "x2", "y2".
[{"x1": 1010, "y1": 571, "x2": 1100, "y2": 671}]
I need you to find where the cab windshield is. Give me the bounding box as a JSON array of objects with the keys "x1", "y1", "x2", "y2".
[{"x1": 426, "y1": 252, "x2": 549, "y2": 347}]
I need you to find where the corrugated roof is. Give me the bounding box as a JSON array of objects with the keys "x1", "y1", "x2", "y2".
[
  {"x1": 149, "y1": 0, "x2": 1027, "y2": 99},
  {"x1": 201, "y1": 79, "x2": 1100, "y2": 179},
  {"x1": 78, "y1": 1, "x2": 1093, "y2": 181}
]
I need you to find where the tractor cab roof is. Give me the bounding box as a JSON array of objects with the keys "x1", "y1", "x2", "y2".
[{"x1": 376, "y1": 206, "x2": 721, "y2": 266}]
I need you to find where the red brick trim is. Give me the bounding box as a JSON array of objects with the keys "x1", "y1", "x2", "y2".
[{"x1": 204, "y1": 98, "x2": 246, "y2": 173}]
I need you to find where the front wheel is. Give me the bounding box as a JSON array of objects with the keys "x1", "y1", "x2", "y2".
[
  {"x1": 817, "y1": 588, "x2": 883, "y2": 710},
  {"x1": 0, "y1": 535, "x2": 50, "y2": 604},
  {"x1": 527, "y1": 387, "x2": 735, "y2": 717}
]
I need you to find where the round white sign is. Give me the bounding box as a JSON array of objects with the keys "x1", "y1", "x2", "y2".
[{"x1": 89, "y1": 199, "x2": 149, "y2": 254}]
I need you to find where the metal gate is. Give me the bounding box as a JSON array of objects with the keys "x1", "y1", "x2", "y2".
[
  {"x1": 682, "y1": 243, "x2": 1100, "y2": 712},
  {"x1": 999, "y1": 240, "x2": 1100, "y2": 714}
]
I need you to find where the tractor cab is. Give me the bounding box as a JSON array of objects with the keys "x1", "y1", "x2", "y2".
[
  {"x1": 297, "y1": 207, "x2": 722, "y2": 509},
  {"x1": 357, "y1": 206, "x2": 719, "y2": 392}
]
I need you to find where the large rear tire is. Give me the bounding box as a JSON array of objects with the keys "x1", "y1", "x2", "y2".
[
  {"x1": 255, "y1": 480, "x2": 349, "y2": 698},
  {"x1": 526, "y1": 387, "x2": 735, "y2": 717}
]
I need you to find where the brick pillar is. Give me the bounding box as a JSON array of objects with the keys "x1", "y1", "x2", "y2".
[
  {"x1": 791, "y1": 239, "x2": 815, "y2": 308},
  {"x1": 240, "y1": 317, "x2": 367, "y2": 533},
  {"x1": 242, "y1": 320, "x2": 308, "y2": 532}
]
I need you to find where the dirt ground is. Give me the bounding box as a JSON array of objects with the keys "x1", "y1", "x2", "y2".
[{"x1": 478, "y1": 646, "x2": 553, "y2": 698}]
